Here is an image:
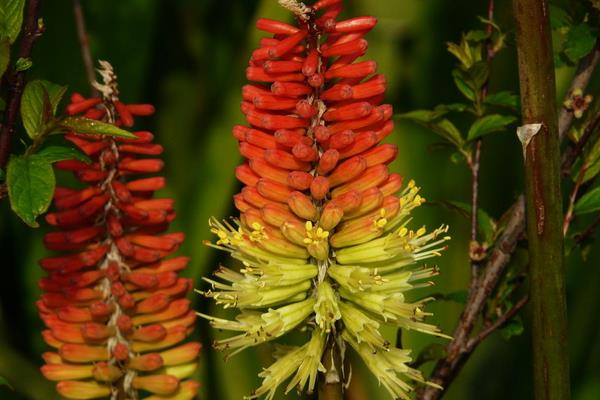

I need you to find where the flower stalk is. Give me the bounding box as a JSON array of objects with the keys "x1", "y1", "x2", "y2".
[{"x1": 513, "y1": 0, "x2": 571, "y2": 399}]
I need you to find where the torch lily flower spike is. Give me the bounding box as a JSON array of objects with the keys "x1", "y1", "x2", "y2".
[
  {"x1": 38, "y1": 61, "x2": 200, "y2": 400},
  {"x1": 200, "y1": 1, "x2": 450, "y2": 399}
]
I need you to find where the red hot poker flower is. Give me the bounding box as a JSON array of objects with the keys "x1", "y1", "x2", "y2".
[
  {"x1": 202, "y1": 1, "x2": 450, "y2": 399},
  {"x1": 38, "y1": 61, "x2": 200, "y2": 400}
]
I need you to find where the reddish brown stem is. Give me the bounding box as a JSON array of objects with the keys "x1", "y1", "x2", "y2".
[{"x1": 0, "y1": 0, "x2": 44, "y2": 168}]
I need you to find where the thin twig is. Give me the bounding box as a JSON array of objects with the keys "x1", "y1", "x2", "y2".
[
  {"x1": 72, "y1": 0, "x2": 98, "y2": 96},
  {"x1": 561, "y1": 108, "x2": 600, "y2": 174},
  {"x1": 563, "y1": 165, "x2": 587, "y2": 236},
  {"x1": 559, "y1": 41, "x2": 600, "y2": 141},
  {"x1": 468, "y1": 0, "x2": 495, "y2": 290},
  {"x1": 466, "y1": 296, "x2": 529, "y2": 351},
  {"x1": 0, "y1": 0, "x2": 44, "y2": 168}
]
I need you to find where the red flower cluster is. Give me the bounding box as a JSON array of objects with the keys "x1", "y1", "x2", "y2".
[
  {"x1": 233, "y1": 0, "x2": 400, "y2": 250},
  {"x1": 38, "y1": 71, "x2": 200, "y2": 400}
]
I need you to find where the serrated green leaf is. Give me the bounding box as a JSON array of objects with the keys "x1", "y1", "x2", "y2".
[
  {"x1": 467, "y1": 114, "x2": 517, "y2": 141},
  {"x1": 500, "y1": 316, "x2": 524, "y2": 340},
  {"x1": 563, "y1": 24, "x2": 596, "y2": 64},
  {"x1": 59, "y1": 117, "x2": 136, "y2": 138},
  {"x1": 0, "y1": 0, "x2": 25, "y2": 44},
  {"x1": 484, "y1": 91, "x2": 520, "y2": 110},
  {"x1": 465, "y1": 29, "x2": 488, "y2": 42},
  {"x1": 467, "y1": 61, "x2": 489, "y2": 92},
  {"x1": 447, "y1": 41, "x2": 471, "y2": 67},
  {"x1": 574, "y1": 186, "x2": 600, "y2": 215},
  {"x1": 0, "y1": 38, "x2": 9, "y2": 78},
  {"x1": 14, "y1": 56, "x2": 31, "y2": 71},
  {"x1": 550, "y1": 4, "x2": 571, "y2": 29},
  {"x1": 37, "y1": 145, "x2": 91, "y2": 164},
  {"x1": 452, "y1": 69, "x2": 476, "y2": 101},
  {"x1": 6, "y1": 154, "x2": 55, "y2": 227},
  {"x1": 21, "y1": 80, "x2": 53, "y2": 139},
  {"x1": 396, "y1": 108, "x2": 448, "y2": 123}
]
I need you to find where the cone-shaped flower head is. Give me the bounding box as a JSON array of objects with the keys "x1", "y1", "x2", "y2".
[
  {"x1": 38, "y1": 61, "x2": 200, "y2": 400},
  {"x1": 200, "y1": 1, "x2": 450, "y2": 399}
]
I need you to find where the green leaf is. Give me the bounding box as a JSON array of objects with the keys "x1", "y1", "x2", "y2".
[
  {"x1": 467, "y1": 114, "x2": 517, "y2": 141},
  {"x1": 464, "y1": 29, "x2": 488, "y2": 42},
  {"x1": 14, "y1": 56, "x2": 31, "y2": 71},
  {"x1": 466, "y1": 61, "x2": 490, "y2": 92},
  {"x1": 6, "y1": 154, "x2": 55, "y2": 227},
  {"x1": 0, "y1": 0, "x2": 25, "y2": 43},
  {"x1": 549, "y1": 4, "x2": 571, "y2": 29},
  {"x1": 436, "y1": 103, "x2": 469, "y2": 113},
  {"x1": 21, "y1": 80, "x2": 54, "y2": 139},
  {"x1": 37, "y1": 145, "x2": 91, "y2": 164},
  {"x1": 396, "y1": 109, "x2": 448, "y2": 123},
  {"x1": 500, "y1": 316, "x2": 524, "y2": 340},
  {"x1": 452, "y1": 69, "x2": 476, "y2": 101},
  {"x1": 0, "y1": 38, "x2": 9, "y2": 78},
  {"x1": 484, "y1": 91, "x2": 520, "y2": 110},
  {"x1": 563, "y1": 24, "x2": 596, "y2": 64},
  {"x1": 574, "y1": 186, "x2": 600, "y2": 215},
  {"x1": 58, "y1": 117, "x2": 136, "y2": 138}
]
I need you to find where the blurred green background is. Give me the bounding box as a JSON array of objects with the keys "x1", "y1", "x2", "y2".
[{"x1": 1, "y1": 0, "x2": 599, "y2": 399}]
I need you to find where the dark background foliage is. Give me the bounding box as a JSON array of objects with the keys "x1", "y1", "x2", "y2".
[{"x1": 1, "y1": 0, "x2": 599, "y2": 399}]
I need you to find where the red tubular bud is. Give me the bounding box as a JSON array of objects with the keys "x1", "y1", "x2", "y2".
[
  {"x1": 275, "y1": 129, "x2": 311, "y2": 147},
  {"x1": 331, "y1": 190, "x2": 363, "y2": 213},
  {"x1": 317, "y1": 149, "x2": 340, "y2": 175},
  {"x1": 287, "y1": 171, "x2": 313, "y2": 190},
  {"x1": 310, "y1": 176, "x2": 330, "y2": 200},
  {"x1": 115, "y1": 101, "x2": 134, "y2": 127},
  {"x1": 112, "y1": 343, "x2": 130, "y2": 361},
  {"x1": 250, "y1": 159, "x2": 290, "y2": 185},
  {"x1": 253, "y1": 94, "x2": 298, "y2": 111},
  {"x1": 132, "y1": 375, "x2": 179, "y2": 395},
  {"x1": 256, "y1": 18, "x2": 300, "y2": 35},
  {"x1": 303, "y1": 49, "x2": 319, "y2": 76},
  {"x1": 265, "y1": 148, "x2": 311, "y2": 171},
  {"x1": 295, "y1": 99, "x2": 318, "y2": 118},
  {"x1": 328, "y1": 156, "x2": 367, "y2": 187},
  {"x1": 315, "y1": 126, "x2": 331, "y2": 143},
  {"x1": 308, "y1": 73, "x2": 324, "y2": 88},
  {"x1": 132, "y1": 324, "x2": 168, "y2": 342},
  {"x1": 335, "y1": 16, "x2": 378, "y2": 32},
  {"x1": 268, "y1": 30, "x2": 308, "y2": 58},
  {"x1": 332, "y1": 164, "x2": 389, "y2": 198},
  {"x1": 321, "y1": 38, "x2": 368, "y2": 57},
  {"x1": 324, "y1": 101, "x2": 373, "y2": 122},
  {"x1": 127, "y1": 177, "x2": 166, "y2": 191},
  {"x1": 263, "y1": 60, "x2": 303, "y2": 74},
  {"x1": 66, "y1": 97, "x2": 101, "y2": 115},
  {"x1": 129, "y1": 354, "x2": 164, "y2": 371},
  {"x1": 320, "y1": 202, "x2": 344, "y2": 231},
  {"x1": 240, "y1": 142, "x2": 265, "y2": 160},
  {"x1": 292, "y1": 143, "x2": 318, "y2": 162},
  {"x1": 288, "y1": 191, "x2": 319, "y2": 221},
  {"x1": 236, "y1": 164, "x2": 260, "y2": 186},
  {"x1": 247, "y1": 67, "x2": 304, "y2": 83},
  {"x1": 313, "y1": 0, "x2": 343, "y2": 11},
  {"x1": 261, "y1": 203, "x2": 299, "y2": 227},
  {"x1": 379, "y1": 173, "x2": 404, "y2": 196},
  {"x1": 329, "y1": 130, "x2": 356, "y2": 149},
  {"x1": 257, "y1": 178, "x2": 293, "y2": 203},
  {"x1": 127, "y1": 104, "x2": 155, "y2": 116},
  {"x1": 322, "y1": 84, "x2": 354, "y2": 103},
  {"x1": 271, "y1": 81, "x2": 312, "y2": 97}
]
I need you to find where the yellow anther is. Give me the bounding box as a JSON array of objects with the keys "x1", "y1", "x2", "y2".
[
  {"x1": 399, "y1": 227, "x2": 408, "y2": 237},
  {"x1": 416, "y1": 226, "x2": 426, "y2": 236},
  {"x1": 305, "y1": 221, "x2": 313, "y2": 231},
  {"x1": 408, "y1": 179, "x2": 415, "y2": 188}
]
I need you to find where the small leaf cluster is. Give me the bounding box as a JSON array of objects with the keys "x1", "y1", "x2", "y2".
[
  {"x1": 0, "y1": 5, "x2": 134, "y2": 227},
  {"x1": 397, "y1": 18, "x2": 518, "y2": 167},
  {"x1": 551, "y1": 1, "x2": 599, "y2": 67}
]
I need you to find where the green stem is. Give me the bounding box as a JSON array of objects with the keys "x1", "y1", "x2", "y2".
[
  {"x1": 512, "y1": 1, "x2": 571, "y2": 400},
  {"x1": 318, "y1": 338, "x2": 343, "y2": 400}
]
